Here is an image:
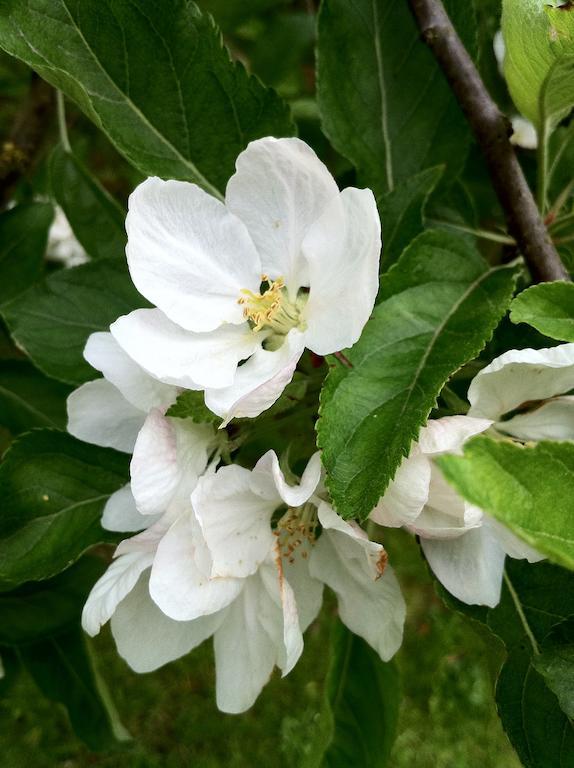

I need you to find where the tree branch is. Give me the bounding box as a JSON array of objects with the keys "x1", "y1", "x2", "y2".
[{"x1": 408, "y1": 0, "x2": 570, "y2": 283}]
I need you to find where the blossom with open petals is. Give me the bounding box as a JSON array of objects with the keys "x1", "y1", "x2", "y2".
[
  {"x1": 110, "y1": 137, "x2": 381, "y2": 425},
  {"x1": 83, "y1": 450, "x2": 404, "y2": 713},
  {"x1": 467, "y1": 344, "x2": 574, "y2": 441},
  {"x1": 371, "y1": 415, "x2": 543, "y2": 607}
]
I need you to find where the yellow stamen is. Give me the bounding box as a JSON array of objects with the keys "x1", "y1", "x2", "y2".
[{"x1": 238, "y1": 275, "x2": 305, "y2": 335}]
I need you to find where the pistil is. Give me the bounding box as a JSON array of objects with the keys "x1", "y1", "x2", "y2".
[{"x1": 238, "y1": 275, "x2": 306, "y2": 337}]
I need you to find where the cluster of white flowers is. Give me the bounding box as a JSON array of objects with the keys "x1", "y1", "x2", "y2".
[{"x1": 68, "y1": 136, "x2": 571, "y2": 712}]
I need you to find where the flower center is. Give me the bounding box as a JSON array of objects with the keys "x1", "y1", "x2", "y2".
[
  {"x1": 274, "y1": 502, "x2": 318, "y2": 564},
  {"x1": 238, "y1": 275, "x2": 306, "y2": 338}
]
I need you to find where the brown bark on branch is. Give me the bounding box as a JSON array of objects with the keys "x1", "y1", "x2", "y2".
[{"x1": 408, "y1": 0, "x2": 570, "y2": 283}]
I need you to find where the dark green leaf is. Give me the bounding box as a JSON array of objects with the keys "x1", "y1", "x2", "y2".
[
  {"x1": 378, "y1": 166, "x2": 444, "y2": 271},
  {"x1": 0, "y1": 429, "x2": 128, "y2": 589},
  {"x1": 510, "y1": 282, "x2": 574, "y2": 342},
  {"x1": 18, "y1": 627, "x2": 130, "y2": 750},
  {"x1": 50, "y1": 144, "x2": 127, "y2": 261},
  {"x1": 532, "y1": 617, "x2": 574, "y2": 720},
  {"x1": 0, "y1": 556, "x2": 105, "y2": 646},
  {"x1": 0, "y1": 359, "x2": 71, "y2": 434},
  {"x1": 438, "y1": 438, "x2": 574, "y2": 572},
  {"x1": 0, "y1": 202, "x2": 53, "y2": 304},
  {"x1": 306, "y1": 622, "x2": 399, "y2": 768},
  {"x1": 0, "y1": 648, "x2": 20, "y2": 696},
  {"x1": 0, "y1": 0, "x2": 294, "y2": 194},
  {"x1": 317, "y1": 230, "x2": 518, "y2": 520},
  {"x1": 317, "y1": 0, "x2": 475, "y2": 198},
  {"x1": 2, "y1": 257, "x2": 145, "y2": 385},
  {"x1": 438, "y1": 559, "x2": 574, "y2": 767}
]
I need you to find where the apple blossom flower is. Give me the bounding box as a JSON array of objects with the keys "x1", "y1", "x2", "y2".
[
  {"x1": 83, "y1": 449, "x2": 405, "y2": 713},
  {"x1": 66, "y1": 331, "x2": 213, "y2": 532},
  {"x1": 467, "y1": 344, "x2": 574, "y2": 442},
  {"x1": 371, "y1": 415, "x2": 543, "y2": 607},
  {"x1": 109, "y1": 137, "x2": 381, "y2": 425},
  {"x1": 46, "y1": 205, "x2": 89, "y2": 267}
]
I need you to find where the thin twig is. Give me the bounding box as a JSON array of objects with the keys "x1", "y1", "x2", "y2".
[{"x1": 408, "y1": 0, "x2": 570, "y2": 283}]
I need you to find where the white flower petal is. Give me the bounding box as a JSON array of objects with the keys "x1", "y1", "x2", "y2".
[
  {"x1": 111, "y1": 573, "x2": 223, "y2": 673},
  {"x1": 497, "y1": 396, "x2": 574, "y2": 442},
  {"x1": 214, "y1": 575, "x2": 280, "y2": 714},
  {"x1": 468, "y1": 344, "x2": 574, "y2": 422},
  {"x1": 417, "y1": 415, "x2": 493, "y2": 455},
  {"x1": 205, "y1": 328, "x2": 305, "y2": 424},
  {"x1": 282, "y1": 543, "x2": 323, "y2": 632},
  {"x1": 81, "y1": 551, "x2": 153, "y2": 636},
  {"x1": 111, "y1": 308, "x2": 262, "y2": 389},
  {"x1": 101, "y1": 484, "x2": 160, "y2": 532},
  {"x1": 251, "y1": 450, "x2": 322, "y2": 508},
  {"x1": 149, "y1": 513, "x2": 243, "y2": 621},
  {"x1": 302, "y1": 187, "x2": 381, "y2": 354},
  {"x1": 510, "y1": 116, "x2": 538, "y2": 150},
  {"x1": 485, "y1": 517, "x2": 545, "y2": 563},
  {"x1": 84, "y1": 331, "x2": 177, "y2": 412},
  {"x1": 130, "y1": 410, "x2": 214, "y2": 516},
  {"x1": 226, "y1": 137, "x2": 339, "y2": 292},
  {"x1": 67, "y1": 379, "x2": 145, "y2": 452},
  {"x1": 126, "y1": 177, "x2": 261, "y2": 332},
  {"x1": 371, "y1": 453, "x2": 431, "y2": 528},
  {"x1": 192, "y1": 464, "x2": 276, "y2": 579},
  {"x1": 310, "y1": 503, "x2": 405, "y2": 661},
  {"x1": 421, "y1": 525, "x2": 506, "y2": 607}
]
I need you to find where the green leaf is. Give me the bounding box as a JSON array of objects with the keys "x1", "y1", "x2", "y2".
[
  {"x1": 502, "y1": 0, "x2": 574, "y2": 129},
  {"x1": 316, "y1": 0, "x2": 475, "y2": 198},
  {"x1": 0, "y1": 360, "x2": 71, "y2": 434},
  {"x1": 306, "y1": 622, "x2": 399, "y2": 768},
  {"x1": 0, "y1": 556, "x2": 104, "y2": 646},
  {"x1": 510, "y1": 282, "x2": 574, "y2": 342},
  {"x1": 0, "y1": 0, "x2": 294, "y2": 195},
  {"x1": 0, "y1": 202, "x2": 53, "y2": 304},
  {"x1": 0, "y1": 429, "x2": 129, "y2": 590},
  {"x1": 378, "y1": 166, "x2": 444, "y2": 272},
  {"x1": 317, "y1": 230, "x2": 518, "y2": 520},
  {"x1": 2, "y1": 257, "x2": 145, "y2": 385},
  {"x1": 438, "y1": 559, "x2": 574, "y2": 767},
  {"x1": 50, "y1": 144, "x2": 127, "y2": 261},
  {"x1": 18, "y1": 627, "x2": 130, "y2": 750},
  {"x1": 532, "y1": 617, "x2": 574, "y2": 719},
  {"x1": 438, "y1": 438, "x2": 574, "y2": 572},
  {"x1": 166, "y1": 389, "x2": 221, "y2": 424}
]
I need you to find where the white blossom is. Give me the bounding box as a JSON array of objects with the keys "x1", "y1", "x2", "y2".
[
  {"x1": 46, "y1": 205, "x2": 89, "y2": 267},
  {"x1": 109, "y1": 137, "x2": 381, "y2": 425},
  {"x1": 83, "y1": 449, "x2": 405, "y2": 713}
]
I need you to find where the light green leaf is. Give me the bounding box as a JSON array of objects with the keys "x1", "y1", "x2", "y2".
[
  {"x1": 305, "y1": 622, "x2": 399, "y2": 768},
  {"x1": 317, "y1": 230, "x2": 518, "y2": 520},
  {"x1": 0, "y1": 202, "x2": 53, "y2": 304},
  {"x1": 0, "y1": 0, "x2": 294, "y2": 195},
  {"x1": 510, "y1": 282, "x2": 574, "y2": 341},
  {"x1": 502, "y1": 0, "x2": 574, "y2": 129},
  {"x1": 0, "y1": 429, "x2": 129, "y2": 590},
  {"x1": 378, "y1": 166, "x2": 444, "y2": 272},
  {"x1": 2, "y1": 257, "x2": 146, "y2": 385},
  {"x1": 0, "y1": 359, "x2": 71, "y2": 434},
  {"x1": 166, "y1": 390, "x2": 221, "y2": 424},
  {"x1": 18, "y1": 627, "x2": 130, "y2": 750},
  {"x1": 317, "y1": 0, "x2": 475, "y2": 198},
  {"x1": 50, "y1": 144, "x2": 127, "y2": 261},
  {"x1": 437, "y1": 559, "x2": 574, "y2": 767},
  {"x1": 438, "y1": 438, "x2": 574, "y2": 572}
]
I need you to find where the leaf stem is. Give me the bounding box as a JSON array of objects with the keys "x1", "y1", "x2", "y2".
[
  {"x1": 428, "y1": 219, "x2": 516, "y2": 245},
  {"x1": 537, "y1": 122, "x2": 549, "y2": 213},
  {"x1": 56, "y1": 91, "x2": 71, "y2": 153},
  {"x1": 503, "y1": 571, "x2": 540, "y2": 656},
  {"x1": 407, "y1": 0, "x2": 569, "y2": 282}
]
